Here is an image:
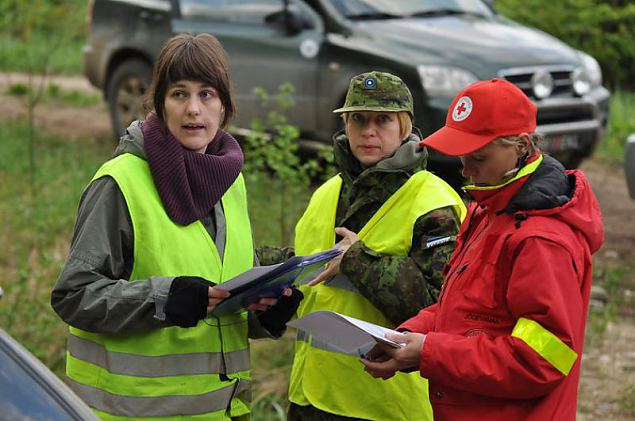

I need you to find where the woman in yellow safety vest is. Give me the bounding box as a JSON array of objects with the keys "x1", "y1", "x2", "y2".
[
  {"x1": 51, "y1": 33, "x2": 301, "y2": 420},
  {"x1": 286, "y1": 71, "x2": 466, "y2": 421}
]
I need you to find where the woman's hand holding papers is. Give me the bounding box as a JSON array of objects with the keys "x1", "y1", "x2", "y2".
[
  {"x1": 165, "y1": 276, "x2": 231, "y2": 327},
  {"x1": 361, "y1": 332, "x2": 426, "y2": 380},
  {"x1": 246, "y1": 287, "x2": 293, "y2": 312},
  {"x1": 253, "y1": 287, "x2": 304, "y2": 337},
  {"x1": 308, "y1": 227, "x2": 360, "y2": 286}
]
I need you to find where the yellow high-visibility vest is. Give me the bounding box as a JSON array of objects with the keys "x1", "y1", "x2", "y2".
[
  {"x1": 66, "y1": 153, "x2": 254, "y2": 420},
  {"x1": 290, "y1": 170, "x2": 466, "y2": 420}
]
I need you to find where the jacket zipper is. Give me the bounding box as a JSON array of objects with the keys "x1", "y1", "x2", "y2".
[
  {"x1": 214, "y1": 315, "x2": 230, "y2": 381},
  {"x1": 438, "y1": 208, "x2": 486, "y2": 306}
]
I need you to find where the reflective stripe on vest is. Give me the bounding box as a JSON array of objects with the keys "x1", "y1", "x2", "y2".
[
  {"x1": 512, "y1": 317, "x2": 578, "y2": 375},
  {"x1": 66, "y1": 154, "x2": 253, "y2": 420},
  {"x1": 68, "y1": 334, "x2": 250, "y2": 376},
  {"x1": 290, "y1": 170, "x2": 465, "y2": 420},
  {"x1": 67, "y1": 378, "x2": 251, "y2": 418}
]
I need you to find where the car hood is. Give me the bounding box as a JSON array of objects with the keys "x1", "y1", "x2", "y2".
[{"x1": 350, "y1": 15, "x2": 581, "y2": 77}]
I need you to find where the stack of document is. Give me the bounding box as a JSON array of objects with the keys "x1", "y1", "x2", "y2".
[
  {"x1": 287, "y1": 310, "x2": 405, "y2": 355},
  {"x1": 210, "y1": 248, "x2": 342, "y2": 317}
]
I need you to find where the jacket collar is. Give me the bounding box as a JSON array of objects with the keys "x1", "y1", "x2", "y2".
[
  {"x1": 464, "y1": 154, "x2": 572, "y2": 215},
  {"x1": 333, "y1": 131, "x2": 427, "y2": 186}
]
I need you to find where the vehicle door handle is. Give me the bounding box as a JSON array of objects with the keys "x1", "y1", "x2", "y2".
[{"x1": 140, "y1": 11, "x2": 163, "y2": 22}]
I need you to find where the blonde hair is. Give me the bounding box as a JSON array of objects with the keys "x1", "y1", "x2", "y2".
[
  {"x1": 342, "y1": 111, "x2": 412, "y2": 140},
  {"x1": 493, "y1": 133, "x2": 543, "y2": 165}
]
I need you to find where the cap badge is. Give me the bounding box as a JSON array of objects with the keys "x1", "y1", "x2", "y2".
[
  {"x1": 363, "y1": 76, "x2": 377, "y2": 89},
  {"x1": 452, "y1": 96, "x2": 473, "y2": 122}
]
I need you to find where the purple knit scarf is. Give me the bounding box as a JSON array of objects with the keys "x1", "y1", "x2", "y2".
[{"x1": 142, "y1": 113, "x2": 244, "y2": 226}]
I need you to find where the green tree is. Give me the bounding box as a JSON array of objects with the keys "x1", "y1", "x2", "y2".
[
  {"x1": 241, "y1": 83, "x2": 335, "y2": 245},
  {"x1": 0, "y1": 0, "x2": 86, "y2": 194},
  {"x1": 496, "y1": 0, "x2": 635, "y2": 89}
]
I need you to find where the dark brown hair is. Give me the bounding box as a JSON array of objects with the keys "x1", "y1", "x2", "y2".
[{"x1": 145, "y1": 33, "x2": 235, "y2": 129}]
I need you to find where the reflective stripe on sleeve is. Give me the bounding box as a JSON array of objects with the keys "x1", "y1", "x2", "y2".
[
  {"x1": 68, "y1": 334, "x2": 250, "y2": 376},
  {"x1": 511, "y1": 317, "x2": 578, "y2": 375}
]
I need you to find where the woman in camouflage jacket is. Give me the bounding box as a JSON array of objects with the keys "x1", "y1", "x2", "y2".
[{"x1": 261, "y1": 71, "x2": 465, "y2": 421}]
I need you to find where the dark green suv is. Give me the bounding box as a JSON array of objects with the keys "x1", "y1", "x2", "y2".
[{"x1": 84, "y1": 0, "x2": 610, "y2": 177}]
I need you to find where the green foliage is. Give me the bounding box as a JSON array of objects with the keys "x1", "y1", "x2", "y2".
[
  {"x1": 0, "y1": 0, "x2": 91, "y2": 194},
  {"x1": 251, "y1": 395, "x2": 287, "y2": 421},
  {"x1": 7, "y1": 82, "x2": 28, "y2": 96},
  {"x1": 242, "y1": 83, "x2": 335, "y2": 246},
  {"x1": 0, "y1": 33, "x2": 84, "y2": 75},
  {"x1": 13, "y1": 82, "x2": 100, "y2": 105},
  {"x1": 0, "y1": 120, "x2": 111, "y2": 374},
  {"x1": 0, "y1": 0, "x2": 86, "y2": 75},
  {"x1": 586, "y1": 264, "x2": 625, "y2": 343},
  {"x1": 249, "y1": 332, "x2": 295, "y2": 420},
  {"x1": 242, "y1": 85, "x2": 338, "y2": 417},
  {"x1": 619, "y1": 384, "x2": 635, "y2": 417},
  {"x1": 496, "y1": 0, "x2": 635, "y2": 89},
  {"x1": 597, "y1": 91, "x2": 635, "y2": 164},
  {"x1": 7, "y1": 82, "x2": 101, "y2": 107}
]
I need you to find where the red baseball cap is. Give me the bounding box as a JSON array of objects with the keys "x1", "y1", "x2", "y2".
[{"x1": 420, "y1": 78, "x2": 537, "y2": 156}]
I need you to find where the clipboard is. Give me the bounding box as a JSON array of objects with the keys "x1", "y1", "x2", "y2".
[{"x1": 209, "y1": 248, "x2": 342, "y2": 317}]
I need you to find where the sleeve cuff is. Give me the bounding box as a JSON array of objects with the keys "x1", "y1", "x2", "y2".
[{"x1": 152, "y1": 276, "x2": 174, "y2": 322}]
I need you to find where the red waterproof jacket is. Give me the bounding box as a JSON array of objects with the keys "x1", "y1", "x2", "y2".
[{"x1": 400, "y1": 155, "x2": 604, "y2": 420}]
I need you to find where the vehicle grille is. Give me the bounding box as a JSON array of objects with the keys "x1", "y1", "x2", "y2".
[
  {"x1": 498, "y1": 65, "x2": 575, "y2": 99},
  {"x1": 498, "y1": 65, "x2": 598, "y2": 127},
  {"x1": 537, "y1": 103, "x2": 595, "y2": 125}
]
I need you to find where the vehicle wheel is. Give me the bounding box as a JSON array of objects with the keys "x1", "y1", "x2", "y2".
[{"x1": 107, "y1": 59, "x2": 152, "y2": 138}]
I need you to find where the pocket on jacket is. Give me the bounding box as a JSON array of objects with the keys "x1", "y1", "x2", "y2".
[{"x1": 457, "y1": 261, "x2": 500, "y2": 309}]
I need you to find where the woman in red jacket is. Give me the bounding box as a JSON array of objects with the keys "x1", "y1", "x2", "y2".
[{"x1": 362, "y1": 78, "x2": 604, "y2": 421}]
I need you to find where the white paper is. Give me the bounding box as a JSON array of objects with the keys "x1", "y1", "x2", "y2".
[{"x1": 287, "y1": 310, "x2": 405, "y2": 355}]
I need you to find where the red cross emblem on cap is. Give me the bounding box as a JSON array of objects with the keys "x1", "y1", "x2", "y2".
[{"x1": 452, "y1": 96, "x2": 473, "y2": 122}]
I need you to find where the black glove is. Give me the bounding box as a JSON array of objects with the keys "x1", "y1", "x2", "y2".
[
  {"x1": 165, "y1": 276, "x2": 215, "y2": 328},
  {"x1": 256, "y1": 288, "x2": 304, "y2": 337}
]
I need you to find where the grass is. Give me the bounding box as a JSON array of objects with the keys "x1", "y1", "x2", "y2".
[
  {"x1": 586, "y1": 264, "x2": 626, "y2": 345},
  {"x1": 250, "y1": 332, "x2": 296, "y2": 420},
  {"x1": 0, "y1": 120, "x2": 111, "y2": 373},
  {"x1": 6, "y1": 82, "x2": 102, "y2": 107},
  {"x1": 619, "y1": 385, "x2": 635, "y2": 417},
  {"x1": 0, "y1": 34, "x2": 84, "y2": 76},
  {"x1": 596, "y1": 90, "x2": 635, "y2": 164}
]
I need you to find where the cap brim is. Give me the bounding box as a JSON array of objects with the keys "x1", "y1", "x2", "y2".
[
  {"x1": 419, "y1": 126, "x2": 495, "y2": 156},
  {"x1": 332, "y1": 105, "x2": 410, "y2": 115}
]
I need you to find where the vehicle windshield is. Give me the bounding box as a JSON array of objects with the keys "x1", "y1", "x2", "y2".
[{"x1": 327, "y1": 0, "x2": 493, "y2": 21}]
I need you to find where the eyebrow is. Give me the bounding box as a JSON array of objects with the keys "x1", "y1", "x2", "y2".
[{"x1": 168, "y1": 82, "x2": 215, "y2": 90}]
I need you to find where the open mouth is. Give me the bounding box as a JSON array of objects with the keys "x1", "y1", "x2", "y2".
[{"x1": 182, "y1": 123, "x2": 205, "y2": 130}]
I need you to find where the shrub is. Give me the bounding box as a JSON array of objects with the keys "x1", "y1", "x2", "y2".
[{"x1": 496, "y1": 0, "x2": 635, "y2": 90}]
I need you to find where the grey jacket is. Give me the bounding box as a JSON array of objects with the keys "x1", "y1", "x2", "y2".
[{"x1": 51, "y1": 122, "x2": 269, "y2": 336}]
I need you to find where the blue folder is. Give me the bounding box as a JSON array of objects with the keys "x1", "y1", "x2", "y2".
[{"x1": 209, "y1": 247, "x2": 342, "y2": 317}]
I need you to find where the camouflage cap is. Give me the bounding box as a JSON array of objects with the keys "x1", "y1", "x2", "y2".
[{"x1": 333, "y1": 71, "x2": 414, "y2": 117}]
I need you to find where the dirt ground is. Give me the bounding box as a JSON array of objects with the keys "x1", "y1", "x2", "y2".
[{"x1": 2, "y1": 73, "x2": 634, "y2": 419}]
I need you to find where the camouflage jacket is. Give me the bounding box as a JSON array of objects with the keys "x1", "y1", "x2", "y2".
[{"x1": 258, "y1": 133, "x2": 461, "y2": 326}]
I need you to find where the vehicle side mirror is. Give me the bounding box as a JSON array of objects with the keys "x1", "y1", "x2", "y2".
[{"x1": 265, "y1": 4, "x2": 314, "y2": 36}]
